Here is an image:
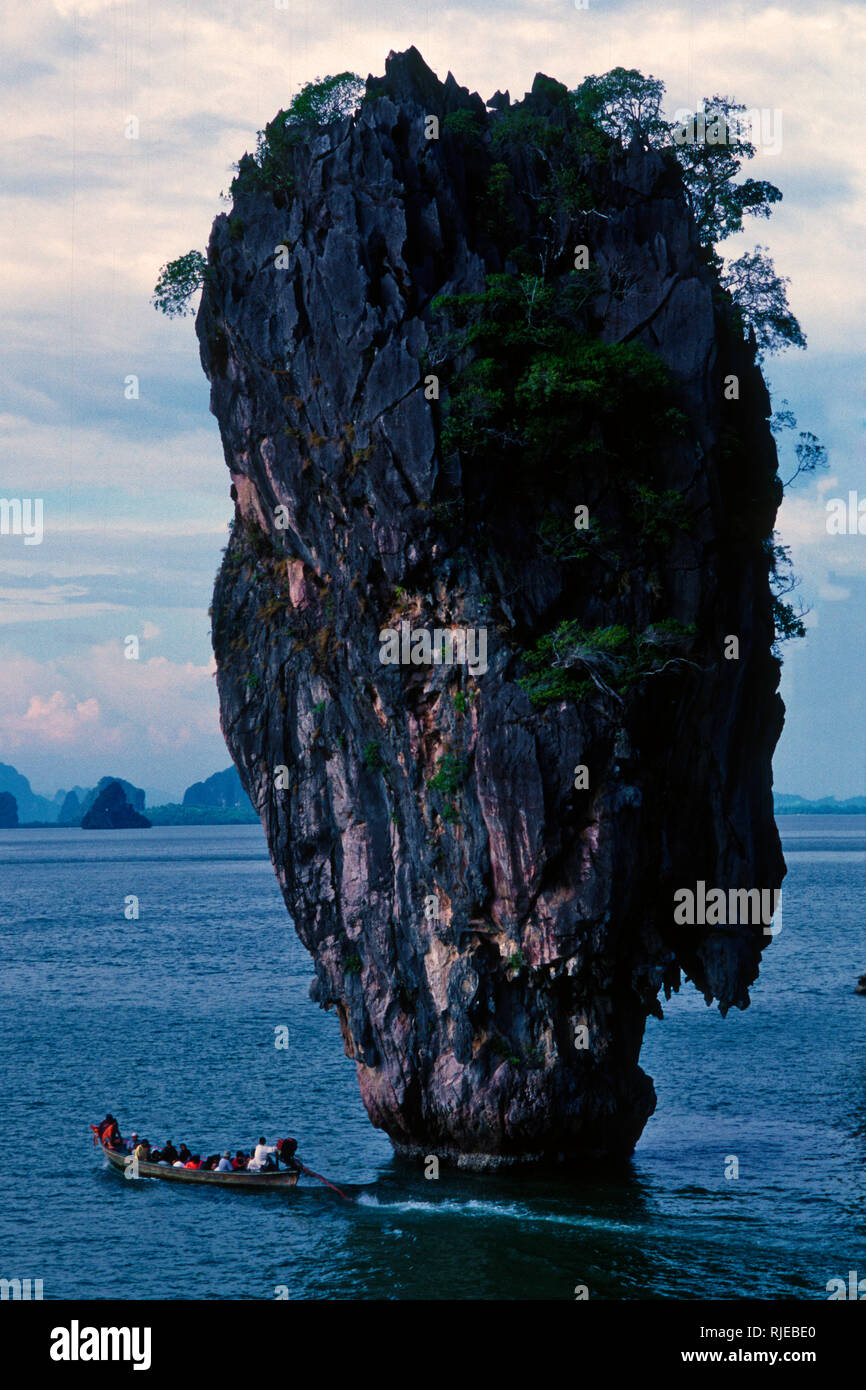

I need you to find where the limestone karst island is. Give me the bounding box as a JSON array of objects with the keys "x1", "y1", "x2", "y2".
[{"x1": 186, "y1": 49, "x2": 788, "y2": 1168}]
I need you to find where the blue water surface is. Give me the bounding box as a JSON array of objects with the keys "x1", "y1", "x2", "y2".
[{"x1": 0, "y1": 818, "x2": 863, "y2": 1299}]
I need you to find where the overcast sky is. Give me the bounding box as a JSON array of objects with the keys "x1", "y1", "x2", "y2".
[{"x1": 1, "y1": 0, "x2": 863, "y2": 802}]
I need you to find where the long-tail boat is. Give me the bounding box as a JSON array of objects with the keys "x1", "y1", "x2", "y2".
[{"x1": 99, "y1": 1140, "x2": 299, "y2": 1189}]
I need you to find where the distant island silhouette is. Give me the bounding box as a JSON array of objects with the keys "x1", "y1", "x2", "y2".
[
  {"x1": 81, "y1": 781, "x2": 152, "y2": 829},
  {"x1": 0, "y1": 759, "x2": 856, "y2": 827},
  {"x1": 0, "y1": 763, "x2": 258, "y2": 826}
]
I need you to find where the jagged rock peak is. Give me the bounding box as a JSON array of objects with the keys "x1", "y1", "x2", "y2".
[{"x1": 366, "y1": 45, "x2": 485, "y2": 115}]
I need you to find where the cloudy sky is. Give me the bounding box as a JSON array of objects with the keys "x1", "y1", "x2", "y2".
[{"x1": 1, "y1": 0, "x2": 863, "y2": 803}]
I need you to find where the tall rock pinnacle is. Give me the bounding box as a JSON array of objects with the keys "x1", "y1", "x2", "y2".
[{"x1": 197, "y1": 48, "x2": 785, "y2": 1167}]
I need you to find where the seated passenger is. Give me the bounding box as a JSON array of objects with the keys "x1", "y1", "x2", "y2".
[
  {"x1": 162, "y1": 1141, "x2": 178, "y2": 1164},
  {"x1": 216, "y1": 1151, "x2": 233, "y2": 1172},
  {"x1": 248, "y1": 1137, "x2": 278, "y2": 1171},
  {"x1": 184, "y1": 1154, "x2": 202, "y2": 1170},
  {"x1": 231, "y1": 1151, "x2": 247, "y2": 1170},
  {"x1": 177, "y1": 1144, "x2": 191, "y2": 1164},
  {"x1": 134, "y1": 1138, "x2": 151, "y2": 1162}
]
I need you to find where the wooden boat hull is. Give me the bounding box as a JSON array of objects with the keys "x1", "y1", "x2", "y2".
[{"x1": 101, "y1": 1142, "x2": 299, "y2": 1188}]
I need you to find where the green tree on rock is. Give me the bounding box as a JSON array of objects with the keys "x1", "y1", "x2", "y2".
[
  {"x1": 287, "y1": 72, "x2": 364, "y2": 125},
  {"x1": 231, "y1": 72, "x2": 364, "y2": 197},
  {"x1": 721, "y1": 247, "x2": 807, "y2": 361},
  {"x1": 672, "y1": 96, "x2": 782, "y2": 245},
  {"x1": 151, "y1": 250, "x2": 207, "y2": 318},
  {"x1": 572, "y1": 67, "x2": 668, "y2": 148},
  {"x1": 570, "y1": 70, "x2": 801, "y2": 359}
]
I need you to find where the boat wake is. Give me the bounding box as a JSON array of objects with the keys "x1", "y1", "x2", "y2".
[{"x1": 355, "y1": 1193, "x2": 639, "y2": 1232}]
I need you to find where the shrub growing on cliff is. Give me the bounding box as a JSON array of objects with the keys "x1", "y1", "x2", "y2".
[
  {"x1": 771, "y1": 594, "x2": 807, "y2": 645},
  {"x1": 428, "y1": 754, "x2": 466, "y2": 795},
  {"x1": 763, "y1": 405, "x2": 824, "y2": 648},
  {"x1": 453, "y1": 689, "x2": 478, "y2": 714},
  {"x1": 518, "y1": 620, "x2": 697, "y2": 709},
  {"x1": 363, "y1": 740, "x2": 384, "y2": 772},
  {"x1": 490, "y1": 108, "x2": 565, "y2": 159},
  {"x1": 518, "y1": 623, "x2": 629, "y2": 707},
  {"x1": 151, "y1": 250, "x2": 206, "y2": 318},
  {"x1": 344, "y1": 950, "x2": 362, "y2": 976},
  {"x1": 231, "y1": 73, "x2": 363, "y2": 197},
  {"x1": 771, "y1": 401, "x2": 827, "y2": 490},
  {"x1": 628, "y1": 484, "x2": 691, "y2": 546},
  {"x1": 443, "y1": 109, "x2": 485, "y2": 138},
  {"x1": 765, "y1": 539, "x2": 808, "y2": 647},
  {"x1": 432, "y1": 271, "x2": 686, "y2": 470}
]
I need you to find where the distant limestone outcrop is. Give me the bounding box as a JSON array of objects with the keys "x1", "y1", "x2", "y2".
[
  {"x1": 775, "y1": 794, "x2": 866, "y2": 815},
  {"x1": 57, "y1": 790, "x2": 83, "y2": 824},
  {"x1": 80, "y1": 781, "x2": 151, "y2": 829},
  {"x1": 81, "y1": 776, "x2": 146, "y2": 817},
  {"x1": 0, "y1": 791, "x2": 19, "y2": 828},
  {"x1": 182, "y1": 765, "x2": 252, "y2": 809},
  {"x1": 0, "y1": 763, "x2": 54, "y2": 822}
]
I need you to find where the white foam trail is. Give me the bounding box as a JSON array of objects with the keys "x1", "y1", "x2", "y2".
[{"x1": 355, "y1": 1193, "x2": 639, "y2": 1232}]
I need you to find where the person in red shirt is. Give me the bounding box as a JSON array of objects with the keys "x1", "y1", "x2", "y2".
[
  {"x1": 93, "y1": 1114, "x2": 121, "y2": 1148},
  {"x1": 184, "y1": 1154, "x2": 202, "y2": 1170}
]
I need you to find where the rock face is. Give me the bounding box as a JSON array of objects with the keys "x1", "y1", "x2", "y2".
[
  {"x1": 197, "y1": 49, "x2": 785, "y2": 1166},
  {"x1": 0, "y1": 791, "x2": 18, "y2": 828},
  {"x1": 81, "y1": 782, "x2": 151, "y2": 830}
]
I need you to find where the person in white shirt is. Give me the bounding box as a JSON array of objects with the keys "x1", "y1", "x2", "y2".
[
  {"x1": 247, "y1": 1137, "x2": 277, "y2": 1171},
  {"x1": 216, "y1": 1151, "x2": 233, "y2": 1172}
]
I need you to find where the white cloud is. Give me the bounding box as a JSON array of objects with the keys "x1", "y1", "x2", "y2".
[
  {"x1": 0, "y1": 597, "x2": 124, "y2": 625},
  {"x1": 19, "y1": 691, "x2": 102, "y2": 744},
  {"x1": 0, "y1": 558, "x2": 137, "y2": 578},
  {"x1": 0, "y1": 415, "x2": 225, "y2": 495},
  {"x1": 816, "y1": 580, "x2": 851, "y2": 601},
  {"x1": 0, "y1": 640, "x2": 222, "y2": 791}
]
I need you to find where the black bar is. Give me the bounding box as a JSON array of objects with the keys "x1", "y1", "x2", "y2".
[{"x1": 6, "y1": 1298, "x2": 858, "y2": 1374}]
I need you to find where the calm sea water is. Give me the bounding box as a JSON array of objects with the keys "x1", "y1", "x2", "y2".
[{"x1": 0, "y1": 817, "x2": 863, "y2": 1300}]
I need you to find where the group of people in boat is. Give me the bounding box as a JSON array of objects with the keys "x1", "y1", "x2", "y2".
[{"x1": 93, "y1": 1115, "x2": 300, "y2": 1173}]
